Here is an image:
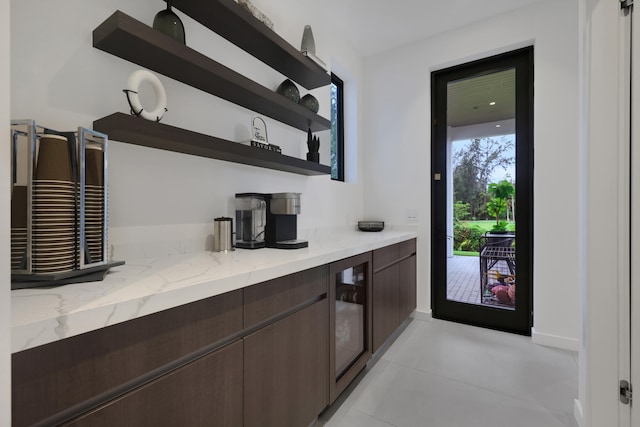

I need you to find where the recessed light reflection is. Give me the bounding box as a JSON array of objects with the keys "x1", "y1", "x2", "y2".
[
  {"x1": 489, "y1": 101, "x2": 496, "y2": 106},
  {"x1": 496, "y1": 124, "x2": 501, "y2": 128}
]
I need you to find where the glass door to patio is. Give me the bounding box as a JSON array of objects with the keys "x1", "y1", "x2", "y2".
[{"x1": 431, "y1": 47, "x2": 533, "y2": 335}]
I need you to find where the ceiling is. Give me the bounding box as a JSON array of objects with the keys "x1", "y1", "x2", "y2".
[
  {"x1": 447, "y1": 69, "x2": 515, "y2": 127},
  {"x1": 299, "y1": 0, "x2": 544, "y2": 57},
  {"x1": 291, "y1": 0, "x2": 536, "y2": 129}
]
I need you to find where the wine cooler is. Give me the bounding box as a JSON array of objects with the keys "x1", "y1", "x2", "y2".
[{"x1": 329, "y1": 252, "x2": 372, "y2": 403}]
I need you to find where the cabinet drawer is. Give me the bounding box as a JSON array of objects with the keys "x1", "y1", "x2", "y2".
[
  {"x1": 12, "y1": 289, "x2": 243, "y2": 427},
  {"x1": 244, "y1": 298, "x2": 328, "y2": 427},
  {"x1": 244, "y1": 265, "x2": 328, "y2": 328},
  {"x1": 373, "y1": 239, "x2": 416, "y2": 272},
  {"x1": 65, "y1": 340, "x2": 243, "y2": 427}
]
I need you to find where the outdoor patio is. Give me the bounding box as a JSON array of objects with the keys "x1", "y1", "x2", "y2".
[
  {"x1": 447, "y1": 255, "x2": 481, "y2": 305},
  {"x1": 447, "y1": 254, "x2": 516, "y2": 309}
]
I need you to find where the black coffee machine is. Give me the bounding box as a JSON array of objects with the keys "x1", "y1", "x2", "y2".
[{"x1": 264, "y1": 193, "x2": 308, "y2": 249}]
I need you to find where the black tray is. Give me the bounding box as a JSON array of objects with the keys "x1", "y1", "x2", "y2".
[{"x1": 11, "y1": 261, "x2": 125, "y2": 290}]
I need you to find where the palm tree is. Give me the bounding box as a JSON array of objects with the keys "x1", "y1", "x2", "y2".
[{"x1": 487, "y1": 180, "x2": 514, "y2": 231}]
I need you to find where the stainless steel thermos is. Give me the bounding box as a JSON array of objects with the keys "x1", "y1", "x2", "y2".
[{"x1": 213, "y1": 217, "x2": 234, "y2": 252}]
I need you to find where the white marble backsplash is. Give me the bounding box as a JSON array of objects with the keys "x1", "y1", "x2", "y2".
[
  {"x1": 11, "y1": 228, "x2": 417, "y2": 354},
  {"x1": 107, "y1": 223, "x2": 388, "y2": 262},
  {"x1": 108, "y1": 223, "x2": 216, "y2": 261}
]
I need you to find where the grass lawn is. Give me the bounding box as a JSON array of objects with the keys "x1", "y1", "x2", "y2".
[
  {"x1": 453, "y1": 250, "x2": 479, "y2": 257},
  {"x1": 458, "y1": 220, "x2": 515, "y2": 232}
]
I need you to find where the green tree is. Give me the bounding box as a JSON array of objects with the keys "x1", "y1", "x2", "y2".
[
  {"x1": 453, "y1": 137, "x2": 514, "y2": 219},
  {"x1": 487, "y1": 180, "x2": 515, "y2": 230},
  {"x1": 453, "y1": 201, "x2": 471, "y2": 221},
  {"x1": 330, "y1": 82, "x2": 339, "y2": 179}
]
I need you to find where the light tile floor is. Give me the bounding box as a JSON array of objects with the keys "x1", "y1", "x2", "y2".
[{"x1": 318, "y1": 317, "x2": 578, "y2": 427}]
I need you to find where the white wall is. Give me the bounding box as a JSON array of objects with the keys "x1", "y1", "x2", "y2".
[
  {"x1": 363, "y1": 0, "x2": 581, "y2": 348},
  {"x1": 1, "y1": 0, "x2": 11, "y2": 422},
  {"x1": 10, "y1": 0, "x2": 365, "y2": 260}
]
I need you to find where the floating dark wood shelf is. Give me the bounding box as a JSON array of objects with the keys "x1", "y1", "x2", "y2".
[
  {"x1": 93, "y1": 11, "x2": 331, "y2": 132},
  {"x1": 94, "y1": 113, "x2": 331, "y2": 176},
  {"x1": 167, "y1": 0, "x2": 330, "y2": 90}
]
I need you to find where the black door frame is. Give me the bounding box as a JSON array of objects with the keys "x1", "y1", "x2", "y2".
[{"x1": 431, "y1": 47, "x2": 534, "y2": 335}]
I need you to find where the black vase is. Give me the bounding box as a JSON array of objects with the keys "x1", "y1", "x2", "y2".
[
  {"x1": 153, "y1": 1, "x2": 186, "y2": 44},
  {"x1": 276, "y1": 79, "x2": 300, "y2": 103},
  {"x1": 300, "y1": 94, "x2": 319, "y2": 113}
]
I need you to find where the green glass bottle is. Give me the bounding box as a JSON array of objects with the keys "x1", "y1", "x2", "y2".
[{"x1": 153, "y1": 1, "x2": 186, "y2": 44}]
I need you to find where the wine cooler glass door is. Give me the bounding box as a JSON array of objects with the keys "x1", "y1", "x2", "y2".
[{"x1": 334, "y1": 263, "x2": 367, "y2": 378}]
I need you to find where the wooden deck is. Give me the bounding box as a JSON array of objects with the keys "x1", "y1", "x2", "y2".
[
  {"x1": 447, "y1": 255, "x2": 481, "y2": 305},
  {"x1": 447, "y1": 255, "x2": 515, "y2": 310}
]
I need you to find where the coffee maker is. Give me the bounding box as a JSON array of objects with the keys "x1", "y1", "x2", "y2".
[
  {"x1": 235, "y1": 192, "x2": 307, "y2": 250},
  {"x1": 264, "y1": 193, "x2": 308, "y2": 249},
  {"x1": 235, "y1": 193, "x2": 266, "y2": 249}
]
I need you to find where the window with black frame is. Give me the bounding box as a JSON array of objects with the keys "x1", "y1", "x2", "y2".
[{"x1": 330, "y1": 73, "x2": 345, "y2": 181}]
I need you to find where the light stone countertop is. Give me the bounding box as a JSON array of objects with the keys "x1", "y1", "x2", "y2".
[{"x1": 11, "y1": 229, "x2": 417, "y2": 353}]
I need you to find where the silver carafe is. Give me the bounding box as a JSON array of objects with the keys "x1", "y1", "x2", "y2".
[{"x1": 213, "y1": 217, "x2": 234, "y2": 252}]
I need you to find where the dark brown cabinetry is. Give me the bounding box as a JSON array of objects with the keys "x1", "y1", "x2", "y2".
[
  {"x1": 244, "y1": 299, "x2": 328, "y2": 427},
  {"x1": 244, "y1": 265, "x2": 328, "y2": 327},
  {"x1": 12, "y1": 241, "x2": 417, "y2": 426},
  {"x1": 372, "y1": 239, "x2": 417, "y2": 353},
  {"x1": 399, "y1": 255, "x2": 418, "y2": 321},
  {"x1": 371, "y1": 264, "x2": 399, "y2": 352},
  {"x1": 65, "y1": 340, "x2": 244, "y2": 427},
  {"x1": 244, "y1": 265, "x2": 329, "y2": 427},
  {"x1": 12, "y1": 290, "x2": 243, "y2": 427},
  {"x1": 12, "y1": 267, "x2": 330, "y2": 427},
  {"x1": 244, "y1": 266, "x2": 328, "y2": 427}
]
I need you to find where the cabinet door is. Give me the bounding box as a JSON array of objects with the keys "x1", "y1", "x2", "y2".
[
  {"x1": 398, "y1": 255, "x2": 417, "y2": 321},
  {"x1": 244, "y1": 265, "x2": 328, "y2": 328},
  {"x1": 328, "y1": 252, "x2": 373, "y2": 404},
  {"x1": 65, "y1": 340, "x2": 243, "y2": 427},
  {"x1": 244, "y1": 299, "x2": 328, "y2": 427},
  {"x1": 372, "y1": 247, "x2": 417, "y2": 354},
  {"x1": 372, "y1": 263, "x2": 401, "y2": 353},
  {"x1": 13, "y1": 289, "x2": 243, "y2": 427},
  {"x1": 373, "y1": 239, "x2": 416, "y2": 270}
]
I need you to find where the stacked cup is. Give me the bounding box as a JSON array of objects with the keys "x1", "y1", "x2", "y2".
[
  {"x1": 32, "y1": 134, "x2": 77, "y2": 274},
  {"x1": 10, "y1": 185, "x2": 28, "y2": 270},
  {"x1": 84, "y1": 146, "x2": 104, "y2": 263}
]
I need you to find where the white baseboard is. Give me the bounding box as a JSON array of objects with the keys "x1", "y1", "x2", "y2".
[
  {"x1": 411, "y1": 309, "x2": 432, "y2": 321},
  {"x1": 410, "y1": 316, "x2": 580, "y2": 352},
  {"x1": 531, "y1": 327, "x2": 580, "y2": 352},
  {"x1": 573, "y1": 399, "x2": 584, "y2": 427}
]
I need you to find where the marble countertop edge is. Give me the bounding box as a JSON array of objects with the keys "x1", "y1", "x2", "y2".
[{"x1": 11, "y1": 230, "x2": 417, "y2": 353}]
